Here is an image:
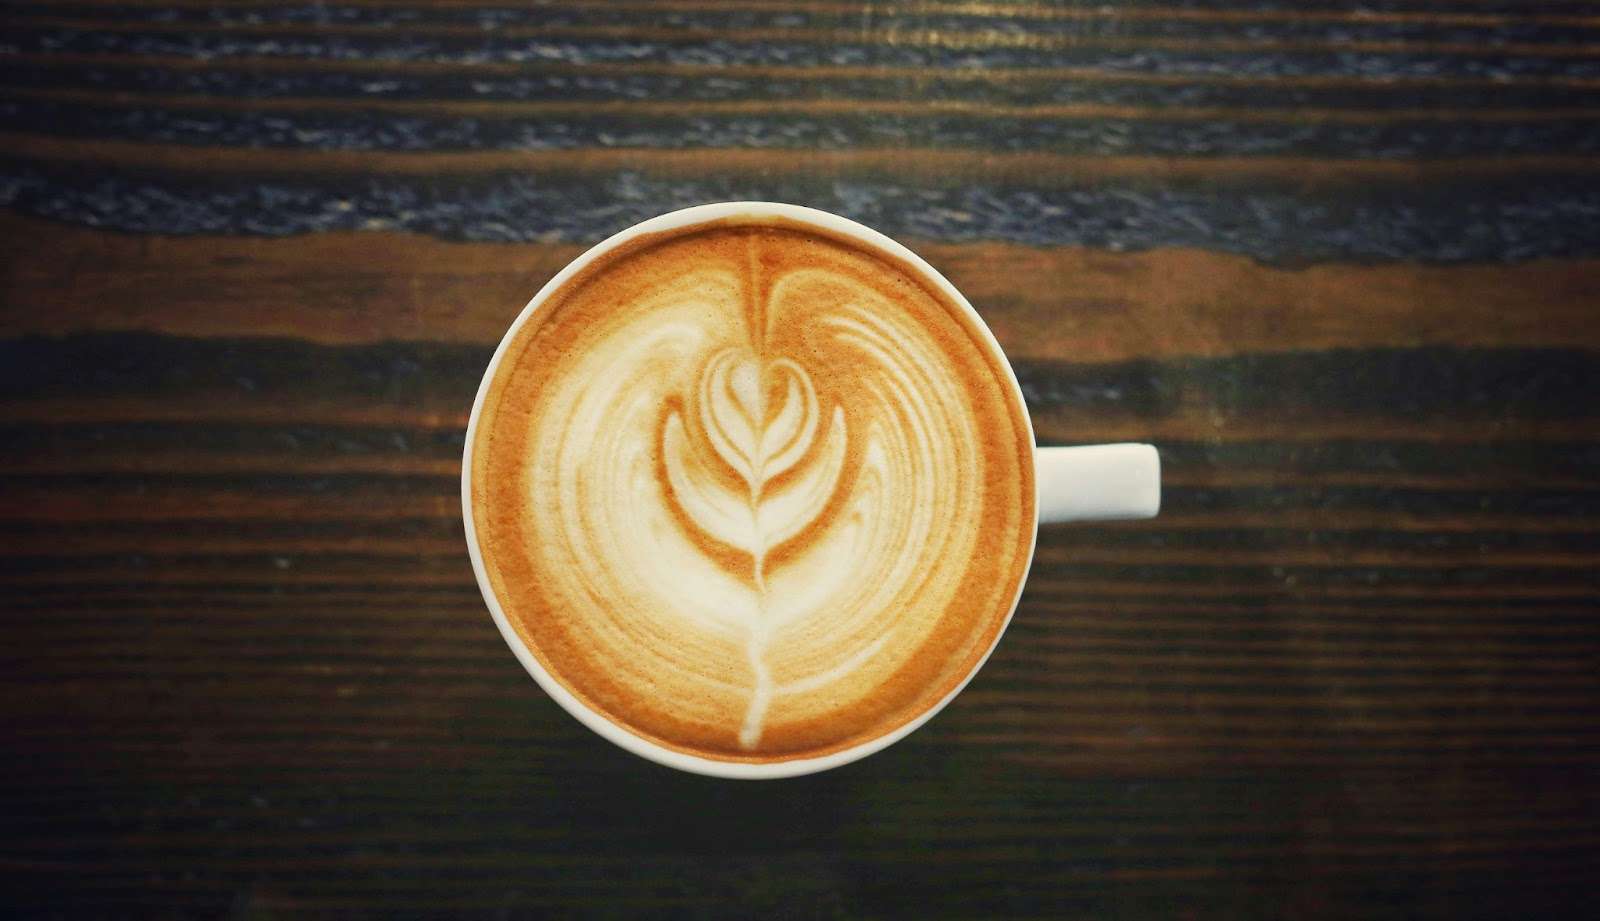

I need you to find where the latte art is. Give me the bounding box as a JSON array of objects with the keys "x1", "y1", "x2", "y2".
[{"x1": 470, "y1": 220, "x2": 1034, "y2": 762}]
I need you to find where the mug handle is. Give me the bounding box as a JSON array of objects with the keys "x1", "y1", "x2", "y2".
[{"x1": 1036, "y1": 443, "x2": 1161, "y2": 524}]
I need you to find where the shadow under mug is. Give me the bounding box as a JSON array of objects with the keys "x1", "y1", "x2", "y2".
[{"x1": 463, "y1": 202, "x2": 1161, "y2": 778}]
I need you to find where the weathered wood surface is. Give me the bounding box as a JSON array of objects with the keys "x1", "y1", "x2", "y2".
[{"x1": 2, "y1": 1, "x2": 1599, "y2": 917}]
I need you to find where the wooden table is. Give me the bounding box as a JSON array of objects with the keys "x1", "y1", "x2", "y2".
[{"x1": 4, "y1": 1, "x2": 1598, "y2": 917}]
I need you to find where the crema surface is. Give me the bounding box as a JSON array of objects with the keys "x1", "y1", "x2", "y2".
[{"x1": 470, "y1": 219, "x2": 1034, "y2": 762}]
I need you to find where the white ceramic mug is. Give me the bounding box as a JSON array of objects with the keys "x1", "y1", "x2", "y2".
[{"x1": 463, "y1": 202, "x2": 1160, "y2": 779}]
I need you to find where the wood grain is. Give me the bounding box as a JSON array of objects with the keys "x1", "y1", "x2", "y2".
[
  {"x1": 14, "y1": 51, "x2": 1600, "y2": 94},
  {"x1": 8, "y1": 212, "x2": 1600, "y2": 362},
  {"x1": 20, "y1": 85, "x2": 1600, "y2": 124},
  {"x1": 4, "y1": 0, "x2": 1600, "y2": 917}
]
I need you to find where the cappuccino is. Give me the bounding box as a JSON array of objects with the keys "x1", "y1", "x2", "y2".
[{"x1": 469, "y1": 217, "x2": 1034, "y2": 762}]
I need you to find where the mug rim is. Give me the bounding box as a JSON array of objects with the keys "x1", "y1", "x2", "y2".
[{"x1": 461, "y1": 201, "x2": 1041, "y2": 779}]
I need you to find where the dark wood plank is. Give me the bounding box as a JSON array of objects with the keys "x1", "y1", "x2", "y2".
[
  {"x1": 7, "y1": 155, "x2": 1597, "y2": 262},
  {"x1": 12, "y1": 51, "x2": 1600, "y2": 95},
  {"x1": 9, "y1": 5, "x2": 1600, "y2": 57}
]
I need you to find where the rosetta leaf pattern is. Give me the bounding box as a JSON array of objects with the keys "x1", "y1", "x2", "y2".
[
  {"x1": 660, "y1": 346, "x2": 847, "y2": 748},
  {"x1": 662, "y1": 347, "x2": 846, "y2": 587}
]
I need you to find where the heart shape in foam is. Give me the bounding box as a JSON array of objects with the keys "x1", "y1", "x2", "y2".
[{"x1": 700, "y1": 348, "x2": 821, "y2": 494}]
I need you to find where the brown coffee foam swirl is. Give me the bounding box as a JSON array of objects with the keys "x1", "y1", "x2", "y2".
[{"x1": 472, "y1": 221, "x2": 1034, "y2": 761}]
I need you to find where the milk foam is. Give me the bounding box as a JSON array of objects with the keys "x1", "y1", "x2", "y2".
[{"x1": 472, "y1": 221, "x2": 1033, "y2": 760}]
